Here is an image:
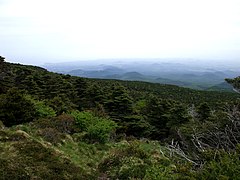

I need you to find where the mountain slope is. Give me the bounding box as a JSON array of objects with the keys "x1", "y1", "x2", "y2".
[
  {"x1": 207, "y1": 81, "x2": 234, "y2": 92},
  {"x1": 1, "y1": 60, "x2": 239, "y2": 107},
  {"x1": 44, "y1": 60, "x2": 240, "y2": 90},
  {"x1": 1, "y1": 57, "x2": 240, "y2": 179}
]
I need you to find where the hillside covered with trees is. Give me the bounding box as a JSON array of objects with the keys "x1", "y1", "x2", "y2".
[{"x1": 1, "y1": 56, "x2": 240, "y2": 179}]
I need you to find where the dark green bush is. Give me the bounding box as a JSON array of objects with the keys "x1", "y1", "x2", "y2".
[
  {"x1": 0, "y1": 88, "x2": 36, "y2": 127},
  {"x1": 197, "y1": 149, "x2": 240, "y2": 179}
]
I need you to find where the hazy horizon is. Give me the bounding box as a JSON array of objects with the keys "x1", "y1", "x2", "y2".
[
  {"x1": 1, "y1": 0, "x2": 240, "y2": 65},
  {"x1": 4, "y1": 57, "x2": 240, "y2": 68}
]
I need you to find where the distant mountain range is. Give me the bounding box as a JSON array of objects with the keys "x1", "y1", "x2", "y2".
[{"x1": 43, "y1": 59, "x2": 240, "y2": 92}]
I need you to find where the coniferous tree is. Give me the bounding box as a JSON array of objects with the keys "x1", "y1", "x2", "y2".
[
  {"x1": 105, "y1": 84, "x2": 133, "y2": 121},
  {"x1": 197, "y1": 102, "x2": 211, "y2": 121},
  {"x1": 84, "y1": 83, "x2": 104, "y2": 108},
  {"x1": 74, "y1": 78, "x2": 88, "y2": 109},
  {"x1": 143, "y1": 95, "x2": 173, "y2": 139},
  {"x1": 0, "y1": 88, "x2": 36, "y2": 126},
  {"x1": 0, "y1": 56, "x2": 5, "y2": 63}
]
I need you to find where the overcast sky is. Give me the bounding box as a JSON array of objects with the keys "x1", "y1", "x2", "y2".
[{"x1": 0, "y1": 0, "x2": 240, "y2": 65}]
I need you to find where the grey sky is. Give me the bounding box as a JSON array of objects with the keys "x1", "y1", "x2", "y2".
[{"x1": 0, "y1": 0, "x2": 240, "y2": 65}]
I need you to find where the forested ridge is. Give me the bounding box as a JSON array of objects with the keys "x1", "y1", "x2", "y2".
[{"x1": 1, "y1": 56, "x2": 240, "y2": 179}]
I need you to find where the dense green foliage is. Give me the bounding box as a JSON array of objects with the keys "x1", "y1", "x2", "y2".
[
  {"x1": 0, "y1": 88, "x2": 36, "y2": 126},
  {"x1": 1, "y1": 58, "x2": 240, "y2": 179},
  {"x1": 71, "y1": 111, "x2": 117, "y2": 143}
]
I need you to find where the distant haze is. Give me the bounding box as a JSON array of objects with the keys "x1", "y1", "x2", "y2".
[
  {"x1": 42, "y1": 59, "x2": 240, "y2": 91},
  {"x1": 0, "y1": 0, "x2": 240, "y2": 65}
]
